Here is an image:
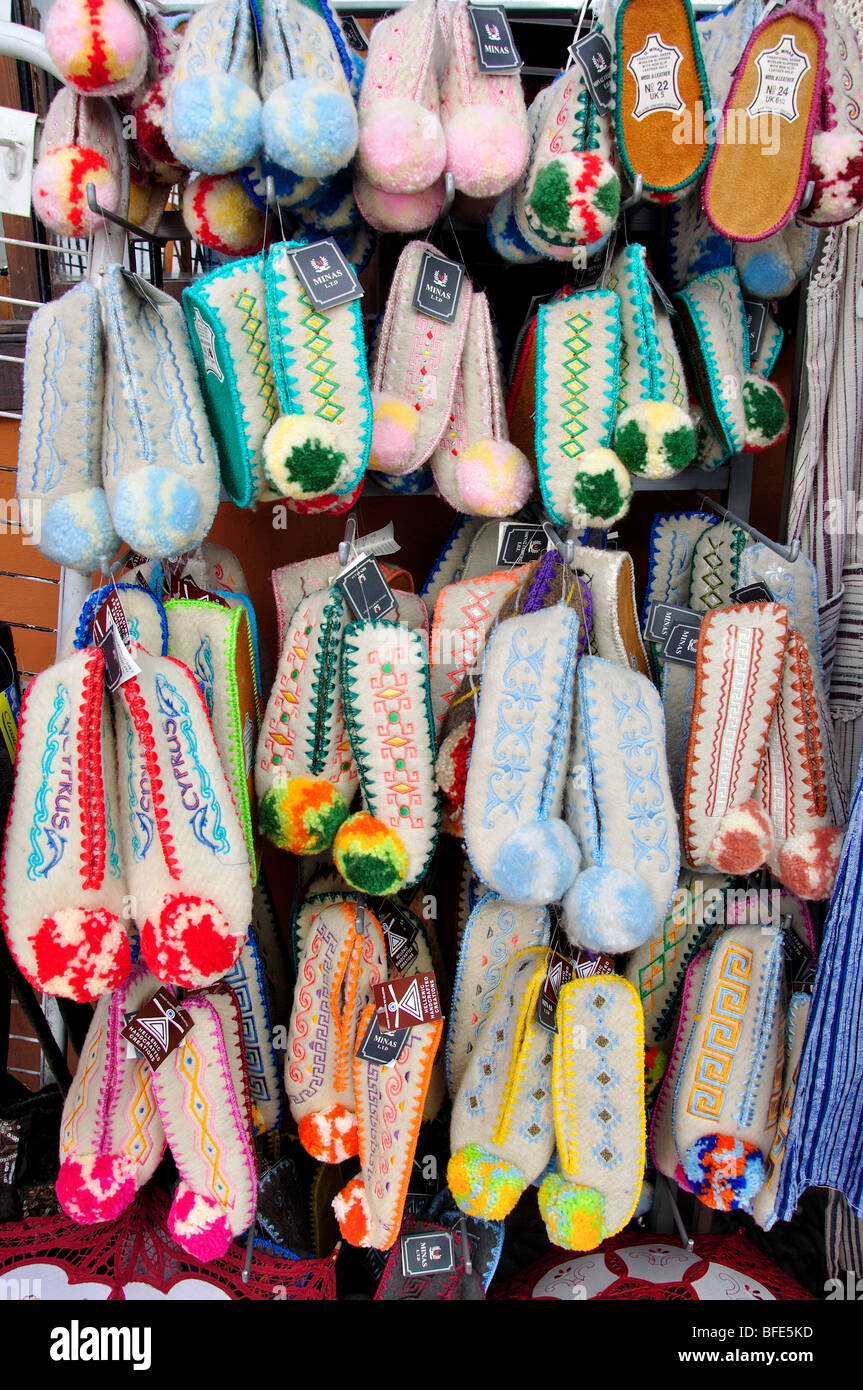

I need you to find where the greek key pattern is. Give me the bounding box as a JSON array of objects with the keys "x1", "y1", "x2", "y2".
[{"x1": 686, "y1": 943, "x2": 753, "y2": 1120}]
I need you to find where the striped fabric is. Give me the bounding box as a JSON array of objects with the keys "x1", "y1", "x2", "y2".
[
  {"x1": 825, "y1": 1191, "x2": 863, "y2": 1279},
  {"x1": 787, "y1": 214, "x2": 863, "y2": 805},
  {"x1": 773, "y1": 748, "x2": 863, "y2": 1223}
]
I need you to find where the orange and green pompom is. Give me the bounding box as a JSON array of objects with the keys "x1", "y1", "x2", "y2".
[
  {"x1": 447, "y1": 1144, "x2": 526, "y2": 1220},
  {"x1": 332, "y1": 811, "x2": 408, "y2": 895},
  {"x1": 644, "y1": 1044, "x2": 668, "y2": 1107},
  {"x1": 259, "y1": 777, "x2": 348, "y2": 854},
  {"x1": 538, "y1": 1173, "x2": 604, "y2": 1251}
]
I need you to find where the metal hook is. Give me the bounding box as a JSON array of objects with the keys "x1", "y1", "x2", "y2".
[
  {"x1": 799, "y1": 179, "x2": 816, "y2": 213},
  {"x1": 697, "y1": 493, "x2": 801, "y2": 564},
  {"x1": 621, "y1": 173, "x2": 644, "y2": 211},
  {"x1": 441, "y1": 171, "x2": 456, "y2": 220},
  {"x1": 542, "y1": 521, "x2": 575, "y2": 569},
  {"x1": 338, "y1": 513, "x2": 358, "y2": 567}
]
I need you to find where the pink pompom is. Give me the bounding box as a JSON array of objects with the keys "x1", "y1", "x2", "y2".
[
  {"x1": 354, "y1": 172, "x2": 445, "y2": 233},
  {"x1": 168, "y1": 1182, "x2": 232, "y2": 1262},
  {"x1": 369, "y1": 392, "x2": 419, "y2": 473},
  {"x1": 359, "y1": 99, "x2": 446, "y2": 194},
  {"x1": 56, "y1": 1153, "x2": 136, "y2": 1224},
  {"x1": 445, "y1": 106, "x2": 529, "y2": 199},
  {"x1": 708, "y1": 800, "x2": 774, "y2": 876},
  {"x1": 455, "y1": 439, "x2": 534, "y2": 516}
]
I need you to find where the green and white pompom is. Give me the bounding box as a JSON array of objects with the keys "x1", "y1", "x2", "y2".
[
  {"x1": 614, "y1": 400, "x2": 696, "y2": 479},
  {"x1": 263, "y1": 414, "x2": 354, "y2": 500},
  {"x1": 742, "y1": 375, "x2": 788, "y2": 452},
  {"x1": 567, "y1": 447, "x2": 632, "y2": 530}
]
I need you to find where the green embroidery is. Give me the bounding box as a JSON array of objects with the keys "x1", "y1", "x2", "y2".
[
  {"x1": 235, "y1": 286, "x2": 278, "y2": 426},
  {"x1": 561, "y1": 312, "x2": 591, "y2": 460},
  {"x1": 299, "y1": 290, "x2": 343, "y2": 424}
]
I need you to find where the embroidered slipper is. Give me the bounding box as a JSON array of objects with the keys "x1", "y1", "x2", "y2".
[
  {"x1": 126, "y1": 14, "x2": 185, "y2": 186},
  {"x1": 335, "y1": 620, "x2": 439, "y2": 896},
  {"x1": 368, "y1": 241, "x2": 473, "y2": 477},
  {"x1": 448, "y1": 948, "x2": 553, "y2": 1220},
  {"x1": 446, "y1": 891, "x2": 551, "y2": 1099},
  {"x1": 430, "y1": 292, "x2": 534, "y2": 517},
  {"x1": 223, "y1": 925, "x2": 282, "y2": 1134},
  {"x1": 272, "y1": 554, "x2": 415, "y2": 653},
  {"x1": 682, "y1": 603, "x2": 789, "y2": 876},
  {"x1": 734, "y1": 217, "x2": 819, "y2": 299},
  {"x1": 493, "y1": 83, "x2": 557, "y2": 263},
  {"x1": 165, "y1": 596, "x2": 261, "y2": 875},
  {"x1": 756, "y1": 630, "x2": 844, "y2": 900},
  {"x1": 462, "y1": 605, "x2": 582, "y2": 906},
  {"x1": 674, "y1": 268, "x2": 788, "y2": 461},
  {"x1": 607, "y1": 245, "x2": 697, "y2": 479},
  {"x1": 164, "y1": 0, "x2": 262, "y2": 176},
  {"x1": 45, "y1": 0, "x2": 148, "y2": 97},
  {"x1": 738, "y1": 542, "x2": 823, "y2": 680},
  {"x1": 429, "y1": 564, "x2": 531, "y2": 732},
  {"x1": 615, "y1": 0, "x2": 711, "y2": 200},
  {"x1": 517, "y1": 64, "x2": 619, "y2": 256},
  {"x1": 31, "y1": 87, "x2": 128, "y2": 239},
  {"x1": 688, "y1": 519, "x2": 748, "y2": 613},
  {"x1": 67, "y1": 582, "x2": 168, "y2": 662},
  {"x1": 538, "y1": 975, "x2": 645, "y2": 1251},
  {"x1": 0, "y1": 647, "x2": 130, "y2": 1003},
  {"x1": 643, "y1": 509, "x2": 718, "y2": 665},
  {"x1": 100, "y1": 265, "x2": 221, "y2": 561},
  {"x1": 256, "y1": 585, "x2": 357, "y2": 856},
  {"x1": 287, "y1": 900, "x2": 388, "y2": 1163},
  {"x1": 56, "y1": 962, "x2": 167, "y2": 1225},
  {"x1": 17, "y1": 282, "x2": 117, "y2": 573},
  {"x1": 535, "y1": 289, "x2": 631, "y2": 530},
  {"x1": 801, "y1": 0, "x2": 863, "y2": 226},
  {"x1": 353, "y1": 170, "x2": 447, "y2": 235},
  {"x1": 183, "y1": 255, "x2": 279, "y2": 510},
  {"x1": 666, "y1": 194, "x2": 733, "y2": 294},
  {"x1": 563, "y1": 657, "x2": 679, "y2": 954},
  {"x1": 263, "y1": 240, "x2": 371, "y2": 504},
  {"x1": 355, "y1": 0, "x2": 446, "y2": 196},
  {"x1": 258, "y1": 0, "x2": 358, "y2": 180},
  {"x1": 649, "y1": 946, "x2": 709, "y2": 1185},
  {"x1": 752, "y1": 991, "x2": 810, "y2": 1230},
  {"x1": 672, "y1": 925, "x2": 785, "y2": 1213},
  {"x1": 151, "y1": 984, "x2": 258, "y2": 1259},
  {"x1": 114, "y1": 649, "x2": 252, "y2": 988},
  {"x1": 438, "y1": 0, "x2": 529, "y2": 199},
  {"x1": 625, "y1": 868, "x2": 731, "y2": 1047},
  {"x1": 332, "y1": 1001, "x2": 443, "y2": 1250},
  {"x1": 566, "y1": 542, "x2": 650, "y2": 676},
  {"x1": 436, "y1": 553, "x2": 590, "y2": 835},
  {"x1": 704, "y1": 3, "x2": 825, "y2": 241},
  {"x1": 182, "y1": 172, "x2": 267, "y2": 258}
]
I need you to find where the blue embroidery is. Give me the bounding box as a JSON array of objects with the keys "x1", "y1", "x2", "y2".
[
  {"x1": 28, "y1": 684, "x2": 72, "y2": 881},
  {"x1": 193, "y1": 635, "x2": 216, "y2": 719},
  {"x1": 126, "y1": 712, "x2": 154, "y2": 863},
  {"x1": 155, "y1": 673, "x2": 229, "y2": 856},
  {"x1": 483, "y1": 627, "x2": 546, "y2": 829}
]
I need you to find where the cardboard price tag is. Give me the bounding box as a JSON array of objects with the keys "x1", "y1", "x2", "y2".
[
  {"x1": 373, "y1": 971, "x2": 443, "y2": 1033},
  {"x1": 401, "y1": 1231, "x2": 456, "y2": 1278},
  {"x1": 729, "y1": 582, "x2": 775, "y2": 605},
  {"x1": 662, "y1": 622, "x2": 701, "y2": 667},
  {"x1": 570, "y1": 30, "x2": 614, "y2": 112},
  {"x1": 336, "y1": 553, "x2": 397, "y2": 622},
  {"x1": 289, "y1": 239, "x2": 363, "y2": 311},
  {"x1": 742, "y1": 299, "x2": 768, "y2": 362},
  {"x1": 496, "y1": 523, "x2": 551, "y2": 569},
  {"x1": 644, "y1": 601, "x2": 702, "y2": 646},
  {"x1": 97, "y1": 622, "x2": 141, "y2": 692},
  {"x1": 412, "y1": 251, "x2": 466, "y2": 325},
  {"x1": 356, "y1": 1011, "x2": 410, "y2": 1067},
  {"x1": 121, "y1": 988, "x2": 193, "y2": 1068},
  {"x1": 467, "y1": 4, "x2": 522, "y2": 72},
  {"x1": 371, "y1": 898, "x2": 420, "y2": 974}
]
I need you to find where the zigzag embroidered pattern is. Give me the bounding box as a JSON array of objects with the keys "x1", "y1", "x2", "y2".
[
  {"x1": 560, "y1": 312, "x2": 591, "y2": 460},
  {"x1": 125, "y1": 1068, "x2": 158, "y2": 1165},
  {"x1": 178, "y1": 1038, "x2": 233, "y2": 1208},
  {"x1": 234, "y1": 288, "x2": 277, "y2": 426},
  {"x1": 299, "y1": 293, "x2": 343, "y2": 424}
]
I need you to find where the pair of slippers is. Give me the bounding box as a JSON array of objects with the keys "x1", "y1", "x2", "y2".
[
  {"x1": 1, "y1": 642, "x2": 253, "y2": 1003},
  {"x1": 56, "y1": 965, "x2": 257, "y2": 1261},
  {"x1": 682, "y1": 601, "x2": 844, "y2": 900},
  {"x1": 17, "y1": 267, "x2": 222, "y2": 569},
  {"x1": 489, "y1": 41, "x2": 620, "y2": 264},
  {"x1": 650, "y1": 922, "x2": 788, "y2": 1216},
  {"x1": 354, "y1": 0, "x2": 529, "y2": 233},
  {"x1": 448, "y1": 948, "x2": 645, "y2": 1253},
  {"x1": 183, "y1": 241, "x2": 371, "y2": 514},
  {"x1": 367, "y1": 239, "x2": 534, "y2": 517},
  {"x1": 256, "y1": 579, "x2": 439, "y2": 897},
  {"x1": 165, "y1": 0, "x2": 358, "y2": 182},
  {"x1": 287, "y1": 897, "x2": 443, "y2": 1250}
]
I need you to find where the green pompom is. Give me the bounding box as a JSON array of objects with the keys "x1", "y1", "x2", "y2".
[
  {"x1": 283, "y1": 438, "x2": 346, "y2": 492},
  {"x1": 663, "y1": 423, "x2": 697, "y2": 472},
  {"x1": 573, "y1": 468, "x2": 626, "y2": 522},
  {"x1": 614, "y1": 418, "x2": 648, "y2": 473},
  {"x1": 595, "y1": 175, "x2": 621, "y2": 218},
  {"x1": 743, "y1": 377, "x2": 787, "y2": 448},
  {"x1": 528, "y1": 160, "x2": 571, "y2": 232}
]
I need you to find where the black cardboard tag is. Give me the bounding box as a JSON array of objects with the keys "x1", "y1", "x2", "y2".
[
  {"x1": 730, "y1": 581, "x2": 775, "y2": 605},
  {"x1": 662, "y1": 622, "x2": 701, "y2": 666},
  {"x1": 536, "y1": 952, "x2": 574, "y2": 1034},
  {"x1": 496, "y1": 523, "x2": 550, "y2": 569},
  {"x1": 288, "y1": 238, "x2": 363, "y2": 311},
  {"x1": 742, "y1": 299, "x2": 768, "y2": 361},
  {"x1": 372, "y1": 898, "x2": 420, "y2": 974},
  {"x1": 336, "y1": 553, "x2": 397, "y2": 622},
  {"x1": 644, "y1": 601, "x2": 702, "y2": 645},
  {"x1": 98, "y1": 623, "x2": 141, "y2": 693},
  {"x1": 356, "y1": 1011, "x2": 410, "y2": 1067},
  {"x1": 570, "y1": 30, "x2": 614, "y2": 112},
  {"x1": 341, "y1": 15, "x2": 368, "y2": 50},
  {"x1": 401, "y1": 1231, "x2": 456, "y2": 1278},
  {"x1": 412, "y1": 251, "x2": 465, "y2": 325},
  {"x1": 467, "y1": 4, "x2": 521, "y2": 72}
]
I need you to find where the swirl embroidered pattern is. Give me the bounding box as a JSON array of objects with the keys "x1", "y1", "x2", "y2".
[
  {"x1": 606, "y1": 679, "x2": 672, "y2": 873},
  {"x1": 28, "y1": 683, "x2": 72, "y2": 882},
  {"x1": 483, "y1": 628, "x2": 546, "y2": 829},
  {"x1": 155, "y1": 674, "x2": 229, "y2": 856},
  {"x1": 193, "y1": 636, "x2": 216, "y2": 719}
]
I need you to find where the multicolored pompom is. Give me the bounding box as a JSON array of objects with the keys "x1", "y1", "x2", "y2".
[
  {"x1": 538, "y1": 1172, "x2": 605, "y2": 1251},
  {"x1": 455, "y1": 439, "x2": 534, "y2": 516},
  {"x1": 447, "y1": 1144, "x2": 527, "y2": 1220},
  {"x1": 332, "y1": 812, "x2": 409, "y2": 896},
  {"x1": 644, "y1": 1045, "x2": 668, "y2": 1107},
  {"x1": 259, "y1": 777, "x2": 349, "y2": 855},
  {"x1": 369, "y1": 393, "x2": 420, "y2": 474},
  {"x1": 140, "y1": 893, "x2": 242, "y2": 988},
  {"x1": 707, "y1": 799, "x2": 774, "y2": 876},
  {"x1": 525, "y1": 152, "x2": 620, "y2": 251},
  {"x1": 298, "y1": 1105, "x2": 359, "y2": 1164},
  {"x1": 683, "y1": 1134, "x2": 765, "y2": 1212},
  {"x1": 263, "y1": 415, "x2": 353, "y2": 500},
  {"x1": 56, "y1": 1152, "x2": 136, "y2": 1225},
  {"x1": 31, "y1": 907, "x2": 130, "y2": 1003},
  {"x1": 776, "y1": 826, "x2": 844, "y2": 901},
  {"x1": 45, "y1": 0, "x2": 148, "y2": 97},
  {"x1": 31, "y1": 144, "x2": 120, "y2": 239},
  {"x1": 182, "y1": 173, "x2": 266, "y2": 258},
  {"x1": 742, "y1": 376, "x2": 788, "y2": 452},
  {"x1": 614, "y1": 400, "x2": 697, "y2": 479},
  {"x1": 568, "y1": 446, "x2": 632, "y2": 530},
  {"x1": 168, "y1": 1181, "x2": 232, "y2": 1261},
  {"x1": 332, "y1": 1176, "x2": 372, "y2": 1247}
]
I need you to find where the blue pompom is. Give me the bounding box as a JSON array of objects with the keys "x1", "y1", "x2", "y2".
[
  {"x1": 167, "y1": 74, "x2": 262, "y2": 175},
  {"x1": 563, "y1": 865, "x2": 656, "y2": 953},
  {"x1": 262, "y1": 79, "x2": 358, "y2": 180},
  {"x1": 112, "y1": 468, "x2": 203, "y2": 561},
  {"x1": 490, "y1": 818, "x2": 581, "y2": 907},
  {"x1": 41, "y1": 489, "x2": 118, "y2": 572}
]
